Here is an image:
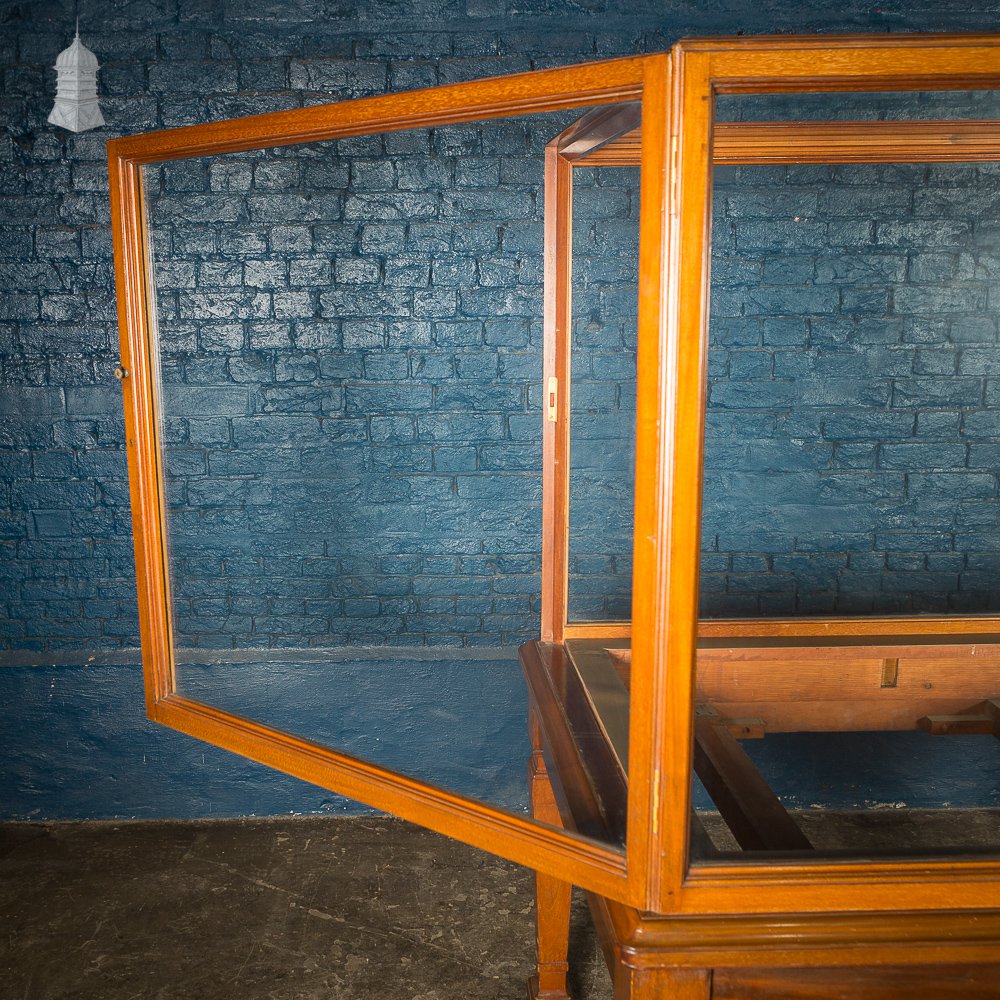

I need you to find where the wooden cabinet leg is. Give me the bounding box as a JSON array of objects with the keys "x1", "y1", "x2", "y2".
[
  {"x1": 528, "y1": 712, "x2": 572, "y2": 1000},
  {"x1": 615, "y1": 966, "x2": 711, "y2": 1000}
]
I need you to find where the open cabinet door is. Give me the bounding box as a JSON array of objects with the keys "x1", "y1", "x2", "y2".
[{"x1": 108, "y1": 51, "x2": 670, "y2": 908}]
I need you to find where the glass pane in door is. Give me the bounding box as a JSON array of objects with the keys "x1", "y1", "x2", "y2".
[
  {"x1": 143, "y1": 104, "x2": 635, "y2": 848},
  {"x1": 567, "y1": 162, "x2": 639, "y2": 623}
]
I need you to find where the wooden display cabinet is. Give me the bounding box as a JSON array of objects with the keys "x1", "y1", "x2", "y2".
[
  {"x1": 108, "y1": 32, "x2": 1000, "y2": 999},
  {"x1": 527, "y1": 33, "x2": 1000, "y2": 998}
]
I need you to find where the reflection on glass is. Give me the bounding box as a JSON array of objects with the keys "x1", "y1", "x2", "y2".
[
  {"x1": 143, "y1": 108, "x2": 628, "y2": 846},
  {"x1": 692, "y1": 151, "x2": 1000, "y2": 862},
  {"x1": 567, "y1": 164, "x2": 639, "y2": 622}
]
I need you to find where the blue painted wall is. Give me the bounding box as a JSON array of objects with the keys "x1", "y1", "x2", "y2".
[
  {"x1": 0, "y1": 657, "x2": 362, "y2": 820},
  {"x1": 145, "y1": 119, "x2": 561, "y2": 652},
  {"x1": 702, "y1": 158, "x2": 1000, "y2": 616},
  {"x1": 0, "y1": 650, "x2": 528, "y2": 821},
  {"x1": 4, "y1": 0, "x2": 1000, "y2": 819}
]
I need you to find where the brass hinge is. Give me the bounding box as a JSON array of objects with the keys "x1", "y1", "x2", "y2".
[{"x1": 546, "y1": 376, "x2": 558, "y2": 422}]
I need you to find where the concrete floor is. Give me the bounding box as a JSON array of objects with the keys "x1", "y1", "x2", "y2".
[
  {"x1": 0, "y1": 816, "x2": 608, "y2": 1000},
  {"x1": 4, "y1": 811, "x2": 999, "y2": 998}
]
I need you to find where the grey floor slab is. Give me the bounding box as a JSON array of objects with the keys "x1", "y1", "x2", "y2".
[
  {"x1": 0, "y1": 816, "x2": 608, "y2": 1000},
  {"x1": 5, "y1": 811, "x2": 996, "y2": 998}
]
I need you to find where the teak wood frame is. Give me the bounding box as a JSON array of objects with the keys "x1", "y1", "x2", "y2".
[
  {"x1": 522, "y1": 647, "x2": 1000, "y2": 999},
  {"x1": 544, "y1": 112, "x2": 1000, "y2": 640},
  {"x1": 108, "y1": 52, "x2": 670, "y2": 910},
  {"x1": 528, "y1": 35, "x2": 1000, "y2": 996},
  {"x1": 109, "y1": 33, "x2": 1000, "y2": 921},
  {"x1": 543, "y1": 32, "x2": 1000, "y2": 917},
  {"x1": 648, "y1": 33, "x2": 1000, "y2": 917}
]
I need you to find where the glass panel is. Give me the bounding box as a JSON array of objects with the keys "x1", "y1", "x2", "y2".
[
  {"x1": 144, "y1": 107, "x2": 629, "y2": 848},
  {"x1": 702, "y1": 158, "x2": 1000, "y2": 618},
  {"x1": 717, "y1": 89, "x2": 1000, "y2": 122},
  {"x1": 692, "y1": 124, "x2": 1000, "y2": 862},
  {"x1": 567, "y1": 163, "x2": 639, "y2": 622}
]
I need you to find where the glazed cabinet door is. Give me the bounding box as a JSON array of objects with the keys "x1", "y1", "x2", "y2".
[{"x1": 108, "y1": 52, "x2": 671, "y2": 907}]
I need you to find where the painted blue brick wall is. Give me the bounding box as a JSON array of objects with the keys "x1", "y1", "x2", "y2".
[
  {"x1": 5, "y1": 0, "x2": 1000, "y2": 820},
  {"x1": 702, "y1": 158, "x2": 1000, "y2": 616},
  {"x1": 556, "y1": 139, "x2": 1000, "y2": 623},
  {"x1": 568, "y1": 165, "x2": 639, "y2": 622},
  {"x1": 5, "y1": 1, "x2": 1000, "y2": 654},
  {"x1": 145, "y1": 141, "x2": 641, "y2": 647},
  {"x1": 145, "y1": 122, "x2": 564, "y2": 650}
]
